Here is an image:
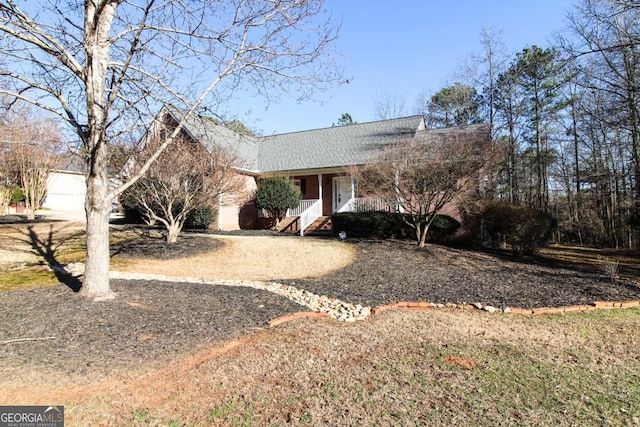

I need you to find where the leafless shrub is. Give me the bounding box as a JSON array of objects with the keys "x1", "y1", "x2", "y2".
[
  {"x1": 597, "y1": 255, "x2": 620, "y2": 281},
  {"x1": 353, "y1": 124, "x2": 492, "y2": 247}
]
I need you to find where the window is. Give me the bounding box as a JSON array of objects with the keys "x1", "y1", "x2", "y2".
[{"x1": 294, "y1": 178, "x2": 306, "y2": 195}]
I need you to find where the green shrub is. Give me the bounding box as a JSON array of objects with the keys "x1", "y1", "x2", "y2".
[
  {"x1": 119, "y1": 183, "x2": 146, "y2": 223},
  {"x1": 254, "y1": 177, "x2": 300, "y2": 229},
  {"x1": 482, "y1": 201, "x2": 555, "y2": 255},
  {"x1": 331, "y1": 211, "x2": 403, "y2": 238},
  {"x1": 11, "y1": 186, "x2": 24, "y2": 204},
  {"x1": 331, "y1": 211, "x2": 461, "y2": 241},
  {"x1": 184, "y1": 205, "x2": 216, "y2": 230},
  {"x1": 427, "y1": 214, "x2": 461, "y2": 242}
]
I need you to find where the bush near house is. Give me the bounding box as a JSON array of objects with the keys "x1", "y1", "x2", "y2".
[
  {"x1": 331, "y1": 211, "x2": 460, "y2": 241},
  {"x1": 120, "y1": 183, "x2": 147, "y2": 223},
  {"x1": 481, "y1": 201, "x2": 556, "y2": 255},
  {"x1": 11, "y1": 186, "x2": 25, "y2": 204},
  {"x1": 331, "y1": 211, "x2": 404, "y2": 239},
  {"x1": 428, "y1": 214, "x2": 461, "y2": 242},
  {"x1": 184, "y1": 205, "x2": 216, "y2": 230},
  {"x1": 253, "y1": 177, "x2": 300, "y2": 230}
]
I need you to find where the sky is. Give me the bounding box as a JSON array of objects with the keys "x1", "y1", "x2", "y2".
[{"x1": 228, "y1": 0, "x2": 578, "y2": 136}]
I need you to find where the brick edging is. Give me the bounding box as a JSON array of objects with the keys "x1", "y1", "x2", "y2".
[
  {"x1": 371, "y1": 300, "x2": 640, "y2": 316},
  {"x1": 267, "y1": 311, "x2": 330, "y2": 327},
  {"x1": 267, "y1": 300, "x2": 640, "y2": 327}
]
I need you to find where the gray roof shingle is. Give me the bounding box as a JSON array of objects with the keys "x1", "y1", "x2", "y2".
[
  {"x1": 257, "y1": 115, "x2": 425, "y2": 172},
  {"x1": 163, "y1": 109, "x2": 487, "y2": 175},
  {"x1": 165, "y1": 107, "x2": 260, "y2": 172}
]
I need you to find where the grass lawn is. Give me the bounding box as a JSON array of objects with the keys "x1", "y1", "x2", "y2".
[
  {"x1": 1, "y1": 222, "x2": 640, "y2": 425},
  {"x1": 64, "y1": 307, "x2": 640, "y2": 426}
]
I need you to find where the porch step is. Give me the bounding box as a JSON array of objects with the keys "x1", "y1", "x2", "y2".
[{"x1": 304, "y1": 216, "x2": 333, "y2": 237}]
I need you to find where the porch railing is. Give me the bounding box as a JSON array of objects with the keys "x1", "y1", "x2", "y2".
[
  {"x1": 298, "y1": 199, "x2": 322, "y2": 236},
  {"x1": 286, "y1": 199, "x2": 319, "y2": 217},
  {"x1": 346, "y1": 197, "x2": 394, "y2": 213},
  {"x1": 258, "y1": 197, "x2": 391, "y2": 234},
  {"x1": 257, "y1": 199, "x2": 319, "y2": 219}
]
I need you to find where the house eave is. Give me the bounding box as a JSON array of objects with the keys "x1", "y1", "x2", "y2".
[
  {"x1": 233, "y1": 166, "x2": 260, "y2": 177},
  {"x1": 257, "y1": 166, "x2": 353, "y2": 177}
]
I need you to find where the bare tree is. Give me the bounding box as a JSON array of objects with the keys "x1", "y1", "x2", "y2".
[
  {"x1": 2, "y1": 110, "x2": 62, "y2": 219},
  {"x1": 0, "y1": 1, "x2": 341, "y2": 300},
  {"x1": 449, "y1": 28, "x2": 510, "y2": 140},
  {"x1": 126, "y1": 121, "x2": 244, "y2": 243},
  {"x1": 474, "y1": 27, "x2": 509, "y2": 139},
  {"x1": 554, "y1": 0, "x2": 640, "y2": 248},
  {"x1": 373, "y1": 90, "x2": 407, "y2": 120},
  {"x1": 354, "y1": 125, "x2": 491, "y2": 247},
  {"x1": 0, "y1": 138, "x2": 13, "y2": 215}
]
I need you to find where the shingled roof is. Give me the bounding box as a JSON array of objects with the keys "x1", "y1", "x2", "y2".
[
  {"x1": 165, "y1": 107, "x2": 260, "y2": 172},
  {"x1": 163, "y1": 108, "x2": 493, "y2": 175},
  {"x1": 257, "y1": 115, "x2": 425, "y2": 173}
]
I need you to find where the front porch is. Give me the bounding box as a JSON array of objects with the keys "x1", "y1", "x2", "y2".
[{"x1": 260, "y1": 172, "x2": 392, "y2": 236}]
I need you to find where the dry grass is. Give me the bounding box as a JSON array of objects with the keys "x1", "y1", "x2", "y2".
[
  {"x1": 113, "y1": 235, "x2": 355, "y2": 281},
  {"x1": 541, "y1": 244, "x2": 640, "y2": 281},
  {"x1": 7, "y1": 307, "x2": 637, "y2": 426},
  {"x1": 2, "y1": 223, "x2": 640, "y2": 425}
]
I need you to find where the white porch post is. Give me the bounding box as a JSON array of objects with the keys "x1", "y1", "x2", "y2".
[
  {"x1": 318, "y1": 173, "x2": 323, "y2": 209},
  {"x1": 350, "y1": 177, "x2": 355, "y2": 199}
]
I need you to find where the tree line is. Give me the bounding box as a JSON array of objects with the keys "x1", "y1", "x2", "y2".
[{"x1": 374, "y1": 0, "x2": 640, "y2": 249}]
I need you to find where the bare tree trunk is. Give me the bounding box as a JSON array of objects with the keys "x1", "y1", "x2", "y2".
[
  {"x1": 535, "y1": 103, "x2": 544, "y2": 211},
  {"x1": 79, "y1": 1, "x2": 117, "y2": 301},
  {"x1": 572, "y1": 104, "x2": 583, "y2": 245},
  {"x1": 418, "y1": 224, "x2": 431, "y2": 248},
  {"x1": 22, "y1": 168, "x2": 48, "y2": 220},
  {"x1": 166, "y1": 222, "x2": 181, "y2": 244},
  {"x1": 82, "y1": 171, "x2": 115, "y2": 301},
  {"x1": 0, "y1": 187, "x2": 11, "y2": 215}
]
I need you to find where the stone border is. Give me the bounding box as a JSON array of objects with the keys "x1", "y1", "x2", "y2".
[
  {"x1": 266, "y1": 300, "x2": 640, "y2": 327},
  {"x1": 370, "y1": 300, "x2": 640, "y2": 316},
  {"x1": 59, "y1": 263, "x2": 640, "y2": 327}
]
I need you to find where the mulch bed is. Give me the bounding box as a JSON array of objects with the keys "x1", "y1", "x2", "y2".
[
  {"x1": 110, "y1": 232, "x2": 225, "y2": 259},
  {"x1": 281, "y1": 239, "x2": 640, "y2": 309},
  {"x1": 2, "y1": 235, "x2": 640, "y2": 382},
  {"x1": 0, "y1": 281, "x2": 302, "y2": 382}
]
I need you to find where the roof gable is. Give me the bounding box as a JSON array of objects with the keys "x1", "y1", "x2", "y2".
[{"x1": 164, "y1": 106, "x2": 260, "y2": 172}]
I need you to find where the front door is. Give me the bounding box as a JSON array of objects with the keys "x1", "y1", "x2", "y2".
[{"x1": 333, "y1": 176, "x2": 352, "y2": 212}]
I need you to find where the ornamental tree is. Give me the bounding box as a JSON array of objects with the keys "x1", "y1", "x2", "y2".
[
  {"x1": 254, "y1": 177, "x2": 301, "y2": 230},
  {"x1": 354, "y1": 124, "x2": 491, "y2": 247}
]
